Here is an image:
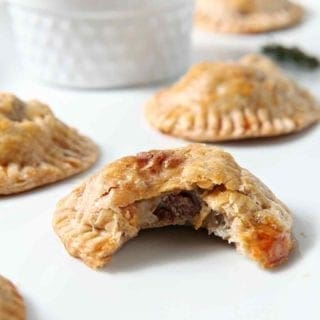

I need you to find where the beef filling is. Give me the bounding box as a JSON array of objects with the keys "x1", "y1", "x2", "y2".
[{"x1": 153, "y1": 191, "x2": 201, "y2": 222}]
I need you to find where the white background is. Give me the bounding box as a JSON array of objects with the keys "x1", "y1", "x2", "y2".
[{"x1": 0, "y1": 1, "x2": 319, "y2": 319}]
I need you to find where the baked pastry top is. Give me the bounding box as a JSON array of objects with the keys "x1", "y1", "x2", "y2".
[
  {"x1": 195, "y1": 0, "x2": 304, "y2": 33},
  {"x1": 145, "y1": 54, "x2": 320, "y2": 142},
  {"x1": 53, "y1": 144, "x2": 293, "y2": 269},
  {"x1": 0, "y1": 275, "x2": 25, "y2": 320},
  {"x1": 0, "y1": 93, "x2": 99, "y2": 195}
]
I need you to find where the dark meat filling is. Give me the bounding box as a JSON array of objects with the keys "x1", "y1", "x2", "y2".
[{"x1": 153, "y1": 191, "x2": 201, "y2": 222}]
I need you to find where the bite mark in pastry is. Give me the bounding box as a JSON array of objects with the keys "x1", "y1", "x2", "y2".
[
  {"x1": 53, "y1": 144, "x2": 293, "y2": 269},
  {"x1": 0, "y1": 275, "x2": 25, "y2": 320},
  {"x1": 145, "y1": 54, "x2": 320, "y2": 142},
  {"x1": 195, "y1": 0, "x2": 304, "y2": 34},
  {"x1": 0, "y1": 93, "x2": 99, "y2": 195}
]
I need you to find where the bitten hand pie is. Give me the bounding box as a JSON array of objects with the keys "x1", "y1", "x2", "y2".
[
  {"x1": 195, "y1": 0, "x2": 304, "y2": 33},
  {"x1": 145, "y1": 54, "x2": 320, "y2": 142},
  {"x1": 0, "y1": 93, "x2": 99, "y2": 195},
  {"x1": 0, "y1": 275, "x2": 25, "y2": 320},
  {"x1": 53, "y1": 144, "x2": 293, "y2": 269}
]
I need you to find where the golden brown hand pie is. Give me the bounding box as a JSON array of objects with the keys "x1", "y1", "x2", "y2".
[
  {"x1": 0, "y1": 93, "x2": 99, "y2": 195},
  {"x1": 195, "y1": 0, "x2": 304, "y2": 33},
  {"x1": 145, "y1": 54, "x2": 320, "y2": 142},
  {"x1": 53, "y1": 144, "x2": 293, "y2": 269},
  {"x1": 0, "y1": 275, "x2": 25, "y2": 320}
]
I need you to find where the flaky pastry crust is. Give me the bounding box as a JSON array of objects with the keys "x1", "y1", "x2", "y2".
[
  {"x1": 53, "y1": 144, "x2": 293, "y2": 269},
  {"x1": 0, "y1": 275, "x2": 25, "y2": 320},
  {"x1": 145, "y1": 54, "x2": 320, "y2": 142},
  {"x1": 195, "y1": 0, "x2": 304, "y2": 33},
  {"x1": 0, "y1": 93, "x2": 99, "y2": 195}
]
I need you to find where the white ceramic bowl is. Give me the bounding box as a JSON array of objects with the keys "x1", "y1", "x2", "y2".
[{"x1": 6, "y1": 0, "x2": 194, "y2": 88}]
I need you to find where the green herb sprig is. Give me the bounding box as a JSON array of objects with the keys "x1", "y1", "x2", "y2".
[{"x1": 262, "y1": 44, "x2": 319, "y2": 69}]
